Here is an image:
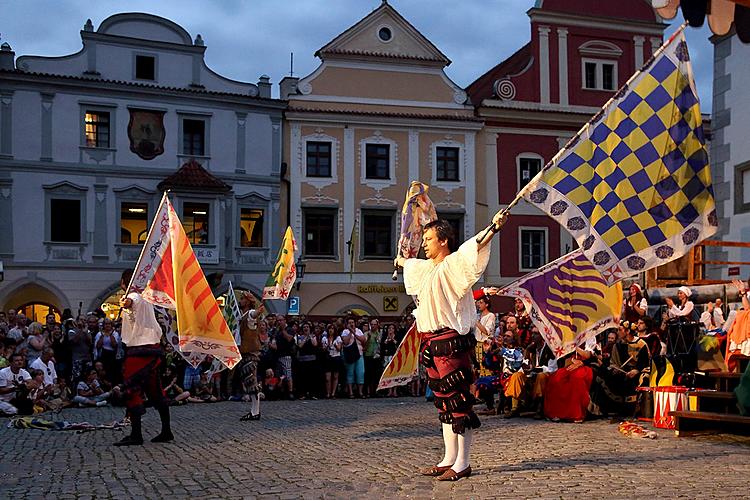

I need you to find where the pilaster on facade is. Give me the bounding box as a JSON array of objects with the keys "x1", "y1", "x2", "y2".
[
  {"x1": 40, "y1": 93, "x2": 55, "y2": 162},
  {"x1": 0, "y1": 91, "x2": 13, "y2": 159},
  {"x1": 408, "y1": 130, "x2": 419, "y2": 183},
  {"x1": 289, "y1": 123, "x2": 303, "y2": 247},
  {"x1": 235, "y1": 112, "x2": 247, "y2": 174},
  {"x1": 557, "y1": 28, "x2": 569, "y2": 106},
  {"x1": 343, "y1": 127, "x2": 355, "y2": 273},
  {"x1": 633, "y1": 36, "x2": 645, "y2": 69},
  {"x1": 484, "y1": 131, "x2": 500, "y2": 282},
  {"x1": 463, "y1": 132, "x2": 476, "y2": 242},
  {"x1": 538, "y1": 26, "x2": 551, "y2": 105},
  {"x1": 650, "y1": 37, "x2": 662, "y2": 55}
]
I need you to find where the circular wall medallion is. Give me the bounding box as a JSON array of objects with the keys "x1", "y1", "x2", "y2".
[{"x1": 493, "y1": 79, "x2": 516, "y2": 101}]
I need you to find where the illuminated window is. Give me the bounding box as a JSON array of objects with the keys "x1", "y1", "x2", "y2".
[
  {"x1": 183, "y1": 202, "x2": 210, "y2": 245},
  {"x1": 240, "y1": 208, "x2": 264, "y2": 247},
  {"x1": 84, "y1": 111, "x2": 110, "y2": 148},
  {"x1": 120, "y1": 202, "x2": 148, "y2": 244}
]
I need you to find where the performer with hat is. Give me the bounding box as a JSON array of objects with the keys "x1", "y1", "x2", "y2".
[
  {"x1": 394, "y1": 212, "x2": 505, "y2": 481},
  {"x1": 666, "y1": 286, "x2": 696, "y2": 321}
]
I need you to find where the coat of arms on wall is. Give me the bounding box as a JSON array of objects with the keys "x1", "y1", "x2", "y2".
[{"x1": 128, "y1": 109, "x2": 166, "y2": 160}]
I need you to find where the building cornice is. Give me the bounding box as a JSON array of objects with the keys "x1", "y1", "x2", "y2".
[
  {"x1": 0, "y1": 159, "x2": 280, "y2": 186},
  {"x1": 0, "y1": 70, "x2": 286, "y2": 112},
  {"x1": 527, "y1": 8, "x2": 667, "y2": 36},
  {"x1": 81, "y1": 31, "x2": 206, "y2": 55},
  {"x1": 284, "y1": 109, "x2": 483, "y2": 130}
]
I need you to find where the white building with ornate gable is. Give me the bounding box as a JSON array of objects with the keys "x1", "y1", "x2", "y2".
[{"x1": 0, "y1": 13, "x2": 286, "y2": 318}]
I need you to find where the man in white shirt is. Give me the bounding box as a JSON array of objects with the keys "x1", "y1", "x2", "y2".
[
  {"x1": 30, "y1": 348, "x2": 57, "y2": 386},
  {"x1": 0, "y1": 353, "x2": 32, "y2": 415},
  {"x1": 395, "y1": 214, "x2": 503, "y2": 482},
  {"x1": 115, "y1": 268, "x2": 172, "y2": 446}
]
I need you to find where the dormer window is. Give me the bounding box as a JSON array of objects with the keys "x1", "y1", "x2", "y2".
[{"x1": 135, "y1": 55, "x2": 155, "y2": 80}]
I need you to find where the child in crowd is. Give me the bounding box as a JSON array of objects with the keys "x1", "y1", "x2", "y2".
[
  {"x1": 73, "y1": 369, "x2": 112, "y2": 407},
  {"x1": 192, "y1": 372, "x2": 217, "y2": 402},
  {"x1": 161, "y1": 365, "x2": 191, "y2": 405}
]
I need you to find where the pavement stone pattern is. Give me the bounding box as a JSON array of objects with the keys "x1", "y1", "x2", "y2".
[{"x1": 1, "y1": 398, "x2": 749, "y2": 499}]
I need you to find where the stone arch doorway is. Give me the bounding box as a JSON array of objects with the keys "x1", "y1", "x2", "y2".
[{"x1": 0, "y1": 278, "x2": 70, "y2": 320}]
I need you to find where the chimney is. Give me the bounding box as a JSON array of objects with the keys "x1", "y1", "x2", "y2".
[
  {"x1": 279, "y1": 76, "x2": 299, "y2": 100},
  {"x1": 257, "y1": 74, "x2": 271, "y2": 98},
  {"x1": 0, "y1": 43, "x2": 15, "y2": 71}
]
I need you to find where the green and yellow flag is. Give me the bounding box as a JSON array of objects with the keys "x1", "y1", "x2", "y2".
[{"x1": 263, "y1": 226, "x2": 298, "y2": 300}]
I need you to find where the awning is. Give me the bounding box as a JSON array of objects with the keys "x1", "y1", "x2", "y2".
[{"x1": 652, "y1": 0, "x2": 750, "y2": 42}]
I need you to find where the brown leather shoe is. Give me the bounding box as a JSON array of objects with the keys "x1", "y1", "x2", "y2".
[
  {"x1": 437, "y1": 466, "x2": 472, "y2": 481},
  {"x1": 420, "y1": 464, "x2": 452, "y2": 476}
]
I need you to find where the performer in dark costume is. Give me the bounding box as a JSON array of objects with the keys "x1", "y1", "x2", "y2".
[
  {"x1": 238, "y1": 292, "x2": 264, "y2": 421},
  {"x1": 395, "y1": 214, "x2": 504, "y2": 481},
  {"x1": 115, "y1": 269, "x2": 173, "y2": 446}
]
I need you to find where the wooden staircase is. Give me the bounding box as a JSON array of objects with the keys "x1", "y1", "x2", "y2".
[{"x1": 670, "y1": 356, "x2": 750, "y2": 436}]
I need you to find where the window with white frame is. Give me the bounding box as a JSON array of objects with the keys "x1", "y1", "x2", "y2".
[
  {"x1": 365, "y1": 144, "x2": 390, "y2": 179},
  {"x1": 518, "y1": 156, "x2": 542, "y2": 190},
  {"x1": 361, "y1": 209, "x2": 395, "y2": 259},
  {"x1": 303, "y1": 208, "x2": 337, "y2": 258},
  {"x1": 306, "y1": 141, "x2": 332, "y2": 177},
  {"x1": 436, "y1": 147, "x2": 460, "y2": 182},
  {"x1": 582, "y1": 59, "x2": 617, "y2": 91},
  {"x1": 520, "y1": 228, "x2": 547, "y2": 271}
]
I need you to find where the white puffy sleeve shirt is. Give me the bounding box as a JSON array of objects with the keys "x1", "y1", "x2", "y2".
[
  {"x1": 403, "y1": 236, "x2": 491, "y2": 335},
  {"x1": 120, "y1": 292, "x2": 164, "y2": 347}
]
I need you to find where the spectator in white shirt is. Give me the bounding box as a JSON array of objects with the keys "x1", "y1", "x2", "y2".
[
  {"x1": 30, "y1": 347, "x2": 58, "y2": 386},
  {"x1": 0, "y1": 353, "x2": 32, "y2": 415}
]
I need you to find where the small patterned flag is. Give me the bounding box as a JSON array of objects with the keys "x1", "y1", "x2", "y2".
[
  {"x1": 522, "y1": 28, "x2": 717, "y2": 284},
  {"x1": 397, "y1": 181, "x2": 437, "y2": 259},
  {"x1": 378, "y1": 323, "x2": 420, "y2": 390},
  {"x1": 263, "y1": 226, "x2": 298, "y2": 300},
  {"x1": 498, "y1": 250, "x2": 622, "y2": 359}
]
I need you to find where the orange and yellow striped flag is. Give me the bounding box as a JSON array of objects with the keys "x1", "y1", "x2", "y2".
[
  {"x1": 130, "y1": 193, "x2": 240, "y2": 368},
  {"x1": 378, "y1": 323, "x2": 420, "y2": 390}
]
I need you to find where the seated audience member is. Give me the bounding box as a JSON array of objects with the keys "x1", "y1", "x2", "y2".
[
  {"x1": 183, "y1": 363, "x2": 202, "y2": 393},
  {"x1": 544, "y1": 336, "x2": 600, "y2": 423},
  {"x1": 28, "y1": 368, "x2": 54, "y2": 412},
  {"x1": 499, "y1": 331, "x2": 526, "y2": 417},
  {"x1": 0, "y1": 353, "x2": 33, "y2": 415},
  {"x1": 30, "y1": 347, "x2": 58, "y2": 387},
  {"x1": 161, "y1": 365, "x2": 191, "y2": 404},
  {"x1": 93, "y1": 361, "x2": 113, "y2": 392},
  {"x1": 700, "y1": 299, "x2": 725, "y2": 332},
  {"x1": 521, "y1": 330, "x2": 557, "y2": 418},
  {"x1": 635, "y1": 317, "x2": 663, "y2": 360},
  {"x1": 588, "y1": 321, "x2": 650, "y2": 418},
  {"x1": 475, "y1": 337, "x2": 503, "y2": 415},
  {"x1": 191, "y1": 372, "x2": 218, "y2": 402},
  {"x1": 512, "y1": 299, "x2": 534, "y2": 349},
  {"x1": 73, "y1": 368, "x2": 112, "y2": 407},
  {"x1": 46, "y1": 376, "x2": 73, "y2": 412},
  {"x1": 263, "y1": 368, "x2": 283, "y2": 401}
]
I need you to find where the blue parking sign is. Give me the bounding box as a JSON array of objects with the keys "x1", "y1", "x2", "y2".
[{"x1": 288, "y1": 296, "x2": 300, "y2": 315}]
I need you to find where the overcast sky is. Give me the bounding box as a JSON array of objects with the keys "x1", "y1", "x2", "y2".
[{"x1": 1, "y1": 0, "x2": 713, "y2": 109}]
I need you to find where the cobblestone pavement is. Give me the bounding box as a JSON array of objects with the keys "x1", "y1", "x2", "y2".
[{"x1": 1, "y1": 398, "x2": 749, "y2": 499}]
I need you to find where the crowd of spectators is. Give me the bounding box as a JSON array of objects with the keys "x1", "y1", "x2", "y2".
[{"x1": 1, "y1": 278, "x2": 748, "y2": 421}]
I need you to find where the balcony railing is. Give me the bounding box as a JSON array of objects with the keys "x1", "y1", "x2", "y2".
[{"x1": 646, "y1": 239, "x2": 750, "y2": 288}]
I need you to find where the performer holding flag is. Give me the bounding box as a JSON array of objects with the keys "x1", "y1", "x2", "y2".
[
  {"x1": 394, "y1": 208, "x2": 506, "y2": 481},
  {"x1": 116, "y1": 268, "x2": 173, "y2": 446}
]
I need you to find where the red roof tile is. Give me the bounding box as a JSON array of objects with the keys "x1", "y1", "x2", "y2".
[{"x1": 158, "y1": 160, "x2": 231, "y2": 192}]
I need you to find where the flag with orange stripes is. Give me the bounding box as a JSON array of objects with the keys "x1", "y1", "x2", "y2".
[
  {"x1": 378, "y1": 323, "x2": 420, "y2": 390},
  {"x1": 130, "y1": 193, "x2": 240, "y2": 368}
]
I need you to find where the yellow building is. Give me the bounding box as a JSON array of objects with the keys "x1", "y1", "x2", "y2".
[{"x1": 281, "y1": 2, "x2": 485, "y2": 318}]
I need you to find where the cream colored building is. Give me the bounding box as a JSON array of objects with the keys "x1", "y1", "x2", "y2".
[{"x1": 281, "y1": 2, "x2": 485, "y2": 317}]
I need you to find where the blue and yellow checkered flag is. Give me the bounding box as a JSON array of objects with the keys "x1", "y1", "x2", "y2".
[{"x1": 522, "y1": 27, "x2": 717, "y2": 284}]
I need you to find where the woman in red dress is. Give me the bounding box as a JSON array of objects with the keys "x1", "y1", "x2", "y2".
[{"x1": 543, "y1": 337, "x2": 600, "y2": 422}]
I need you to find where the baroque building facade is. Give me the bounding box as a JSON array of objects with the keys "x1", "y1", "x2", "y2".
[
  {"x1": 0, "y1": 13, "x2": 285, "y2": 319},
  {"x1": 467, "y1": 0, "x2": 667, "y2": 285},
  {"x1": 281, "y1": 2, "x2": 483, "y2": 317}
]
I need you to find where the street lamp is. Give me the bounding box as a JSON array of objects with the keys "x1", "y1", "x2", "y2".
[{"x1": 295, "y1": 256, "x2": 306, "y2": 290}]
